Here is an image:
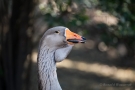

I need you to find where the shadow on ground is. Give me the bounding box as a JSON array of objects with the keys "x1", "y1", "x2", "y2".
[
  {"x1": 58, "y1": 68, "x2": 135, "y2": 90},
  {"x1": 28, "y1": 44, "x2": 135, "y2": 90}
]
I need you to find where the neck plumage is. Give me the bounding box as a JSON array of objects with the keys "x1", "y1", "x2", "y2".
[
  {"x1": 38, "y1": 45, "x2": 62, "y2": 90},
  {"x1": 38, "y1": 43, "x2": 73, "y2": 90}
]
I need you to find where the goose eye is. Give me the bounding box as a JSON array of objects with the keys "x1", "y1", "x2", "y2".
[{"x1": 55, "y1": 31, "x2": 59, "y2": 33}]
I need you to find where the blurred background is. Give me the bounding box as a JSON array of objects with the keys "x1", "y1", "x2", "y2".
[{"x1": 0, "y1": 0, "x2": 135, "y2": 90}]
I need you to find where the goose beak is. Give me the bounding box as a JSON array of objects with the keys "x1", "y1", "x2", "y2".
[{"x1": 65, "y1": 28, "x2": 86, "y2": 44}]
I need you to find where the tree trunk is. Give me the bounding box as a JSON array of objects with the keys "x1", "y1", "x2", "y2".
[{"x1": 0, "y1": 0, "x2": 35, "y2": 90}]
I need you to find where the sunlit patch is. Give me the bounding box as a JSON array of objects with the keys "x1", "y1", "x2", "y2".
[
  {"x1": 90, "y1": 10, "x2": 118, "y2": 26},
  {"x1": 57, "y1": 59, "x2": 135, "y2": 82},
  {"x1": 98, "y1": 42, "x2": 108, "y2": 52},
  {"x1": 31, "y1": 52, "x2": 135, "y2": 83},
  {"x1": 32, "y1": 51, "x2": 38, "y2": 63}
]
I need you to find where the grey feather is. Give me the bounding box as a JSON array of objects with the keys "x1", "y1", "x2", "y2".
[{"x1": 37, "y1": 26, "x2": 73, "y2": 90}]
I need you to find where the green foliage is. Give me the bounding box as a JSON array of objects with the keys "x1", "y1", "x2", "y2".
[
  {"x1": 39, "y1": 0, "x2": 90, "y2": 33},
  {"x1": 99, "y1": 0, "x2": 135, "y2": 36},
  {"x1": 40, "y1": 0, "x2": 135, "y2": 56},
  {"x1": 98, "y1": 0, "x2": 135, "y2": 51}
]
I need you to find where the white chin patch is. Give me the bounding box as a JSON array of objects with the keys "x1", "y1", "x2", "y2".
[{"x1": 64, "y1": 28, "x2": 69, "y2": 37}]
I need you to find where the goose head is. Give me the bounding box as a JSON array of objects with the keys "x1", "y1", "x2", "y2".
[
  {"x1": 40, "y1": 26, "x2": 86, "y2": 49},
  {"x1": 38, "y1": 26, "x2": 86, "y2": 90}
]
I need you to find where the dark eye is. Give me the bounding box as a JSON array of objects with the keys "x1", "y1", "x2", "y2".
[{"x1": 55, "y1": 31, "x2": 59, "y2": 33}]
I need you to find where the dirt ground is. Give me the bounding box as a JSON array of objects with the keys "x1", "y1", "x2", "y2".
[{"x1": 28, "y1": 40, "x2": 135, "y2": 90}]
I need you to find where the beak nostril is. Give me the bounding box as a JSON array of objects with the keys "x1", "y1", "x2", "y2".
[{"x1": 74, "y1": 35, "x2": 77, "y2": 37}]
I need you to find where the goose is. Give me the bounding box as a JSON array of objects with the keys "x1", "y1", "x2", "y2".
[{"x1": 37, "y1": 26, "x2": 86, "y2": 90}]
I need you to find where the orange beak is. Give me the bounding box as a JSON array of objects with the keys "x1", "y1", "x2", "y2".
[{"x1": 65, "y1": 28, "x2": 86, "y2": 45}]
